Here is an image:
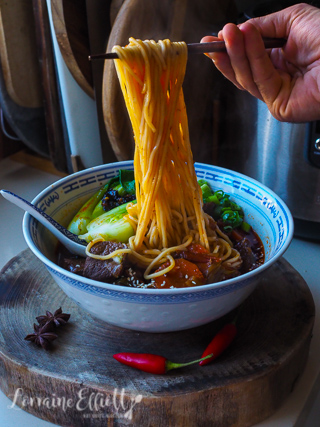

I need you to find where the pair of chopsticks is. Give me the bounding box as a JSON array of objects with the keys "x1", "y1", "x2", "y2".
[{"x1": 88, "y1": 38, "x2": 286, "y2": 61}]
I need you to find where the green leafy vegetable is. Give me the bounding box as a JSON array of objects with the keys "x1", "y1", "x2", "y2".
[
  {"x1": 79, "y1": 202, "x2": 135, "y2": 243},
  {"x1": 67, "y1": 183, "x2": 110, "y2": 235},
  {"x1": 91, "y1": 200, "x2": 105, "y2": 219},
  {"x1": 119, "y1": 170, "x2": 135, "y2": 195},
  {"x1": 67, "y1": 170, "x2": 136, "y2": 235},
  {"x1": 241, "y1": 221, "x2": 251, "y2": 232}
]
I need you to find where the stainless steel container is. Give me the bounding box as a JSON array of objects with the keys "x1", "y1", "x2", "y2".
[{"x1": 217, "y1": 87, "x2": 320, "y2": 240}]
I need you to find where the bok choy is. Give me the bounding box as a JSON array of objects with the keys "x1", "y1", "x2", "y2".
[
  {"x1": 67, "y1": 170, "x2": 135, "y2": 236},
  {"x1": 67, "y1": 183, "x2": 110, "y2": 235},
  {"x1": 78, "y1": 202, "x2": 135, "y2": 243}
]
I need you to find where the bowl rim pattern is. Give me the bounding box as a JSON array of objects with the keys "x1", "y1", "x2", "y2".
[
  {"x1": 47, "y1": 264, "x2": 255, "y2": 302},
  {"x1": 23, "y1": 161, "x2": 294, "y2": 296}
]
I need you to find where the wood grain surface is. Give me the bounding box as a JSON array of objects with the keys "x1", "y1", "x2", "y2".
[
  {"x1": 51, "y1": 0, "x2": 94, "y2": 98},
  {"x1": 102, "y1": 0, "x2": 238, "y2": 161},
  {"x1": 0, "y1": 249, "x2": 315, "y2": 427},
  {"x1": 110, "y1": 0, "x2": 125, "y2": 26},
  {"x1": 0, "y1": 0, "x2": 43, "y2": 108},
  {"x1": 33, "y1": 0, "x2": 70, "y2": 173}
]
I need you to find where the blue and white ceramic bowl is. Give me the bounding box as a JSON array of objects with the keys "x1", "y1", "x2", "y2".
[{"x1": 23, "y1": 161, "x2": 294, "y2": 332}]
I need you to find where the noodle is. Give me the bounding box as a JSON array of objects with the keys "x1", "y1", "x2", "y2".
[{"x1": 92, "y1": 38, "x2": 241, "y2": 281}]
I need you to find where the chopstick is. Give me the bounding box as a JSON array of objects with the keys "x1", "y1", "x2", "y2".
[{"x1": 88, "y1": 38, "x2": 286, "y2": 61}]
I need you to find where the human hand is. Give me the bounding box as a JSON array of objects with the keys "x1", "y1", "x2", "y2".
[{"x1": 201, "y1": 3, "x2": 320, "y2": 122}]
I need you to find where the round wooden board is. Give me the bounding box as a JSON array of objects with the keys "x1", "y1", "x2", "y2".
[
  {"x1": 0, "y1": 249, "x2": 315, "y2": 427},
  {"x1": 51, "y1": 0, "x2": 94, "y2": 98}
]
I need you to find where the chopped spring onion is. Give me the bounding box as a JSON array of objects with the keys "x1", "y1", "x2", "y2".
[{"x1": 199, "y1": 180, "x2": 250, "y2": 232}]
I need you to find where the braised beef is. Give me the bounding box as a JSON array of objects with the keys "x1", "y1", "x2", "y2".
[
  {"x1": 203, "y1": 206, "x2": 264, "y2": 275},
  {"x1": 60, "y1": 257, "x2": 85, "y2": 276},
  {"x1": 203, "y1": 202, "x2": 217, "y2": 219},
  {"x1": 114, "y1": 266, "x2": 150, "y2": 288},
  {"x1": 206, "y1": 264, "x2": 241, "y2": 284},
  {"x1": 83, "y1": 241, "x2": 128, "y2": 283},
  {"x1": 57, "y1": 215, "x2": 264, "y2": 287},
  {"x1": 233, "y1": 234, "x2": 264, "y2": 273}
]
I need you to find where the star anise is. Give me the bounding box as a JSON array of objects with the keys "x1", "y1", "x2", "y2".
[
  {"x1": 24, "y1": 323, "x2": 58, "y2": 350},
  {"x1": 36, "y1": 307, "x2": 71, "y2": 327}
]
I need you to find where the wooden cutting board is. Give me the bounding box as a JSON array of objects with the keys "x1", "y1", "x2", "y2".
[
  {"x1": 102, "y1": 0, "x2": 238, "y2": 161},
  {"x1": 0, "y1": 249, "x2": 315, "y2": 427},
  {"x1": 0, "y1": 0, "x2": 43, "y2": 108},
  {"x1": 51, "y1": 0, "x2": 94, "y2": 98}
]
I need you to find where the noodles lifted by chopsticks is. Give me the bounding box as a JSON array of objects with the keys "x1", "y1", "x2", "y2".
[{"x1": 98, "y1": 38, "x2": 241, "y2": 279}]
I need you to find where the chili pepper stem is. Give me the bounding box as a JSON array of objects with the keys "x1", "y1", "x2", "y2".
[
  {"x1": 113, "y1": 352, "x2": 214, "y2": 374},
  {"x1": 166, "y1": 353, "x2": 213, "y2": 372}
]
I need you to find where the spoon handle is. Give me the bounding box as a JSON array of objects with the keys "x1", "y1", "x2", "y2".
[{"x1": 0, "y1": 190, "x2": 87, "y2": 252}]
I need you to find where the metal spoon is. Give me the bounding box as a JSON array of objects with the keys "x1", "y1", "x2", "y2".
[{"x1": 1, "y1": 189, "x2": 87, "y2": 257}]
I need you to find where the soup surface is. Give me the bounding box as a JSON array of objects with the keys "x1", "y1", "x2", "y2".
[{"x1": 57, "y1": 185, "x2": 264, "y2": 289}]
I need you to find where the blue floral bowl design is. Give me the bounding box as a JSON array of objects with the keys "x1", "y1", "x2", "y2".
[{"x1": 23, "y1": 161, "x2": 294, "y2": 332}]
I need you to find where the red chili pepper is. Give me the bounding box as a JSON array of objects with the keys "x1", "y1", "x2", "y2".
[
  {"x1": 199, "y1": 322, "x2": 237, "y2": 366},
  {"x1": 113, "y1": 352, "x2": 212, "y2": 374}
]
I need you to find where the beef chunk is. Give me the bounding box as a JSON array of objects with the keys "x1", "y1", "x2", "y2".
[
  {"x1": 61, "y1": 257, "x2": 85, "y2": 275},
  {"x1": 83, "y1": 241, "x2": 128, "y2": 283},
  {"x1": 203, "y1": 202, "x2": 217, "y2": 219},
  {"x1": 234, "y1": 238, "x2": 258, "y2": 273}
]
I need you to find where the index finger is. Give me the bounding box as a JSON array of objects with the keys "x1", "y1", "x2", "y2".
[
  {"x1": 200, "y1": 34, "x2": 244, "y2": 91},
  {"x1": 240, "y1": 22, "x2": 284, "y2": 107}
]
